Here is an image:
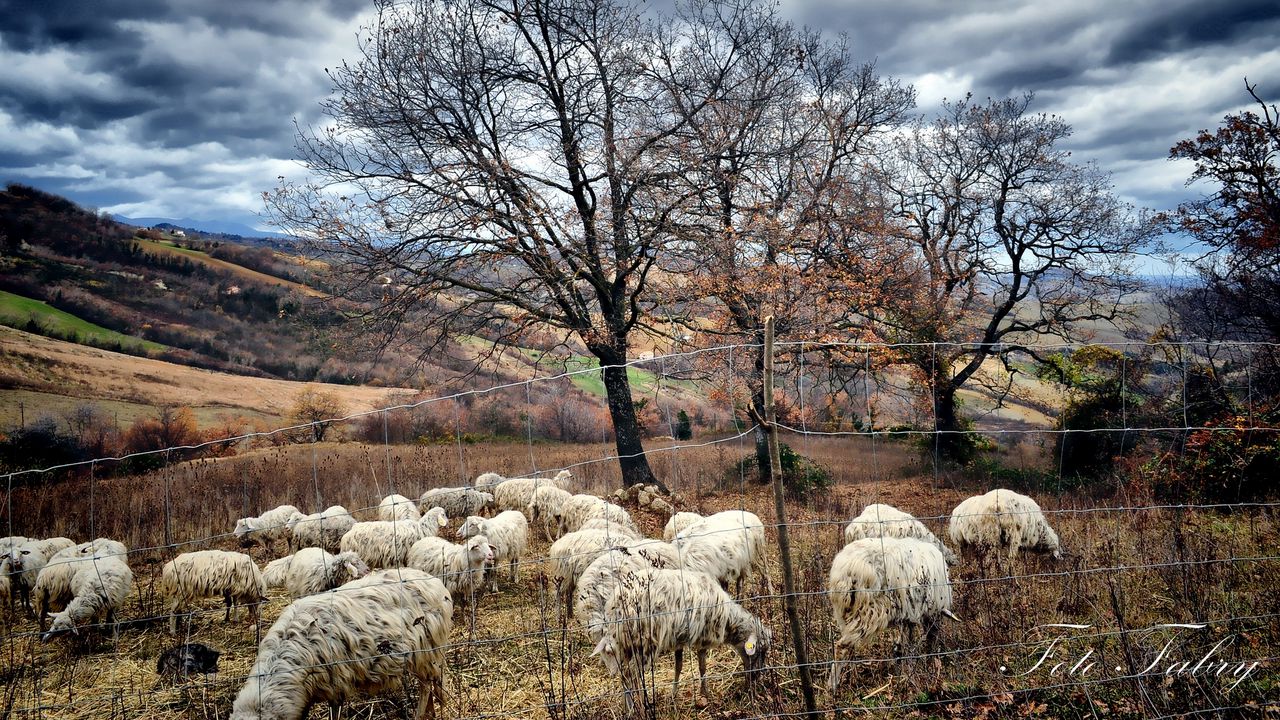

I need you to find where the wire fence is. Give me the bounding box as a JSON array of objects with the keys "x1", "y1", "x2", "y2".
[{"x1": 1, "y1": 339, "x2": 1277, "y2": 719}]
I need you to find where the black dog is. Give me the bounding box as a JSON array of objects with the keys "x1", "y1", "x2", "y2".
[{"x1": 155, "y1": 643, "x2": 222, "y2": 679}]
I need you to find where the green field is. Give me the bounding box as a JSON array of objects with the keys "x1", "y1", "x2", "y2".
[{"x1": 0, "y1": 290, "x2": 166, "y2": 353}]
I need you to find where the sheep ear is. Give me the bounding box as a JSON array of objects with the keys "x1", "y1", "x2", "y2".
[
  {"x1": 744, "y1": 633, "x2": 758, "y2": 656},
  {"x1": 591, "y1": 637, "x2": 612, "y2": 657}
]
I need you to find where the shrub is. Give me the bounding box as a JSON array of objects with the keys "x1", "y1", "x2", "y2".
[{"x1": 730, "y1": 442, "x2": 832, "y2": 500}]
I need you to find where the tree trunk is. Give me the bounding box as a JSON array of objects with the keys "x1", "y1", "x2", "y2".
[
  {"x1": 931, "y1": 376, "x2": 974, "y2": 462},
  {"x1": 598, "y1": 358, "x2": 664, "y2": 490}
]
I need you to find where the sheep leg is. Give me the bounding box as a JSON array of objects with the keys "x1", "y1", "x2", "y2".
[
  {"x1": 167, "y1": 600, "x2": 181, "y2": 635},
  {"x1": 413, "y1": 678, "x2": 439, "y2": 720},
  {"x1": 672, "y1": 648, "x2": 683, "y2": 700},
  {"x1": 327, "y1": 701, "x2": 341, "y2": 720},
  {"x1": 509, "y1": 556, "x2": 518, "y2": 583},
  {"x1": 828, "y1": 651, "x2": 844, "y2": 692},
  {"x1": 697, "y1": 648, "x2": 709, "y2": 698}
]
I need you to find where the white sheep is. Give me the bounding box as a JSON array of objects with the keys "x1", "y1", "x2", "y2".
[
  {"x1": 593, "y1": 567, "x2": 771, "y2": 711},
  {"x1": 378, "y1": 493, "x2": 421, "y2": 523},
  {"x1": 41, "y1": 551, "x2": 133, "y2": 641},
  {"x1": 675, "y1": 510, "x2": 771, "y2": 595},
  {"x1": 161, "y1": 549, "x2": 267, "y2": 634},
  {"x1": 407, "y1": 534, "x2": 494, "y2": 604},
  {"x1": 472, "y1": 471, "x2": 505, "y2": 490},
  {"x1": 419, "y1": 487, "x2": 493, "y2": 519},
  {"x1": 577, "y1": 517, "x2": 643, "y2": 539},
  {"x1": 339, "y1": 507, "x2": 449, "y2": 569},
  {"x1": 663, "y1": 512, "x2": 703, "y2": 542},
  {"x1": 574, "y1": 539, "x2": 681, "y2": 641},
  {"x1": 456, "y1": 511, "x2": 528, "y2": 591},
  {"x1": 7, "y1": 536, "x2": 75, "y2": 614},
  {"x1": 234, "y1": 504, "x2": 301, "y2": 553},
  {"x1": 33, "y1": 538, "x2": 128, "y2": 631},
  {"x1": 947, "y1": 489, "x2": 1062, "y2": 563},
  {"x1": 549, "y1": 528, "x2": 631, "y2": 607},
  {"x1": 229, "y1": 568, "x2": 453, "y2": 720},
  {"x1": 527, "y1": 485, "x2": 572, "y2": 540},
  {"x1": 557, "y1": 494, "x2": 635, "y2": 537},
  {"x1": 828, "y1": 536, "x2": 957, "y2": 690},
  {"x1": 844, "y1": 504, "x2": 958, "y2": 565},
  {"x1": 287, "y1": 505, "x2": 355, "y2": 553},
  {"x1": 263, "y1": 548, "x2": 370, "y2": 599},
  {"x1": 492, "y1": 470, "x2": 574, "y2": 513}
]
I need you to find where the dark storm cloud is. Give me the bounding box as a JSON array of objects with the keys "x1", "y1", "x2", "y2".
[{"x1": 1107, "y1": 0, "x2": 1280, "y2": 65}]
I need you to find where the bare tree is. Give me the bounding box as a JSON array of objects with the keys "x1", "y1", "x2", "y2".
[
  {"x1": 848, "y1": 94, "x2": 1154, "y2": 458},
  {"x1": 268, "y1": 0, "x2": 775, "y2": 487},
  {"x1": 664, "y1": 0, "x2": 913, "y2": 479}
]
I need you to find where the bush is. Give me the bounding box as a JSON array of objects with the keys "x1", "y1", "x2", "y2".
[
  {"x1": 730, "y1": 442, "x2": 832, "y2": 501},
  {"x1": 1149, "y1": 404, "x2": 1280, "y2": 502},
  {"x1": 0, "y1": 417, "x2": 88, "y2": 480}
]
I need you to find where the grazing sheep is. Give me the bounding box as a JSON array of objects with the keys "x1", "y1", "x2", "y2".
[
  {"x1": 527, "y1": 485, "x2": 572, "y2": 540},
  {"x1": 33, "y1": 539, "x2": 128, "y2": 630},
  {"x1": 234, "y1": 504, "x2": 301, "y2": 553},
  {"x1": 287, "y1": 505, "x2": 355, "y2": 553},
  {"x1": 42, "y1": 552, "x2": 133, "y2": 641},
  {"x1": 263, "y1": 548, "x2": 370, "y2": 599},
  {"x1": 947, "y1": 489, "x2": 1062, "y2": 563},
  {"x1": 558, "y1": 494, "x2": 636, "y2": 537},
  {"x1": 378, "y1": 493, "x2": 421, "y2": 523},
  {"x1": 492, "y1": 470, "x2": 574, "y2": 513},
  {"x1": 472, "y1": 471, "x2": 505, "y2": 490},
  {"x1": 407, "y1": 534, "x2": 494, "y2": 604},
  {"x1": 549, "y1": 529, "x2": 630, "y2": 607},
  {"x1": 828, "y1": 537, "x2": 957, "y2": 690},
  {"x1": 7, "y1": 536, "x2": 75, "y2": 614},
  {"x1": 663, "y1": 512, "x2": 703, "y2": 542},
  {"x1": 228, "y1": 568, "x2": 453, "y2": 720},
  {"x1": 160, "y1": 550, "x2": 267, "y2": 634},
  {"x1": 674, "y1": 510, "x2": 771, "y2": 595},
  {"x1": 419, "y1": 487, "x2": 493, "y2": 519},
  {"x1": 574, "y1": 539, "x2": 681, "y2": 641},
  {"x1": 456, "y1": 511, "x2": 528, "y2": 591},
  {"x1": 339, "y1": 507, "x2": 449, "y2": 569},
  {"x1": 844, "y1": 504, "x2": 958, "y2": 565},
  {"x1": 593, "y1": 568, "x2": 771, "y2": 712}
]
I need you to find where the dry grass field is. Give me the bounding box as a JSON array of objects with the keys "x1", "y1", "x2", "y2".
[
  {"x1": 0, "y1": 326, "x2": 412, "y2": 426},
  {"x1": 1, "y1": 437, "x2": 1277, "y2": 720}
]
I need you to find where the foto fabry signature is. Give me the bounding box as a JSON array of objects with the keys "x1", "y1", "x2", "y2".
[{"x1": 1001, "y1": 623, "x2": 1261, "y2": 691}]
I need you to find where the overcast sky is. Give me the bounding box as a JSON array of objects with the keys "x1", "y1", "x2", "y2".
[{"x1": 2, "y1": 0, "x2": 1278, "y2": 246}]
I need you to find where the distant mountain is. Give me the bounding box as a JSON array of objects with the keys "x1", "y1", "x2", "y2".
[{"x1": 113, "y1": 214, "x2": 291, "y2": 241}]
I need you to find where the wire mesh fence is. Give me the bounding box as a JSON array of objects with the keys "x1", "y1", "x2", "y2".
[{"x1": 1, "y1": 339, "x2": 1277, "y2": 719}]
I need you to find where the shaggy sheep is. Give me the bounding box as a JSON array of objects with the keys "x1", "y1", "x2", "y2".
[
  {"x1": 42, "y1": 552, "x2": 133, "y2": 641},
  {"x1": 287, "y1": 505, "x2": 355, "y2": 553},
  {"x1": 234, "y1": 504, "x2": 301, "y2": 553},
  {"x1": 7, "y1": 536, "x2": 75, "y2": 613},
  {"x1": 844, "y1": 504, "x2": 958, "y2": 566},
  {"x1": 419, "y1": 487, "x2": 493, "y2": 519},
  {"x1": 378, "y1": 494, "x2": 421, "y2": 523},
  {"x1": 33, "y1": 538, "x2": 128, "y2": 630},
  {"x1": 574, "y1": 539, "x2": 681, "y2": 641},
  {"x1": 549, "y1": 528, "x2": 630, "y2": 607},
  {"x1": 674, "y1": 510, "x2": 771, "y2": 595},
  {"x1": 527, "y1": 485, "x2": 572, "y2": 540},
  {"x1": 472, "y1": 471, "x2": 505, "y2": 491},
  {"x1": 577, "y1": 518, "x2": 643, "y2": 539},
  {"x1": 947, "y1": 489, "x2": 1062, "y2": 563},
  {"x1": 557, "y1": 494, "x2": 636, "y2": 537},
  {"x1": 663, "y1": 512, "x2": 703, "y2": 542},
  {"x1": 229, "y1": 568, "x2": 453, "y2": 720},
  {"x1": 161, "y1": 550, "x2": 267, "y2": 634},
  {"x1": 407, "y1": 534, "x2": 493, "y2": 604},
  {"x1": 492, "y1": 470, "x2": 574, "y2": 513},
  {"x1": 339, "y1": 507, "x2": 449, "y2": 569},
  {"x1": 456, "y1": 511, "x2": 528, "y2": 591},
  {"x1": 593, "y1": 568, "x2": 771, "y2": 711},
  {"x1": 828, "y1": 537, "x2": 957, "y2": 690},
  {"x1": 262, "y1": 548, "x2": 370, "y2": 599}
]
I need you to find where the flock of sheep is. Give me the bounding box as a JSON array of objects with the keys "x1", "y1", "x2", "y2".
[{"x1": 0, "y1": 473, "x2": 1063, "y2": 720}]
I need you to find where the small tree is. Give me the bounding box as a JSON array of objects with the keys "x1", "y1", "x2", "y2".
[
  {"x1": 289, "y1": 386, "x2": 348, "y2": 442},
  {"x1": 674, "y1": 409, "x2": 693, "y2": 440}
]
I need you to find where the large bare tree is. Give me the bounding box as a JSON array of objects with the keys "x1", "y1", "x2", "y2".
[
  {"x1": 268, "y1": 0, "x2": 773, "y2": 487},
  {"x1": 850, "y1": 94, "x2": 1154, "y2": 458},
  {"x1": 664, "y1": 0, "x2": 914, "y2": 479}
]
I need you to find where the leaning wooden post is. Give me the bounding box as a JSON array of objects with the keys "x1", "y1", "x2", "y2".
[{"x1": 761, "y1": 315, "x2": 819, "y2": 717}]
